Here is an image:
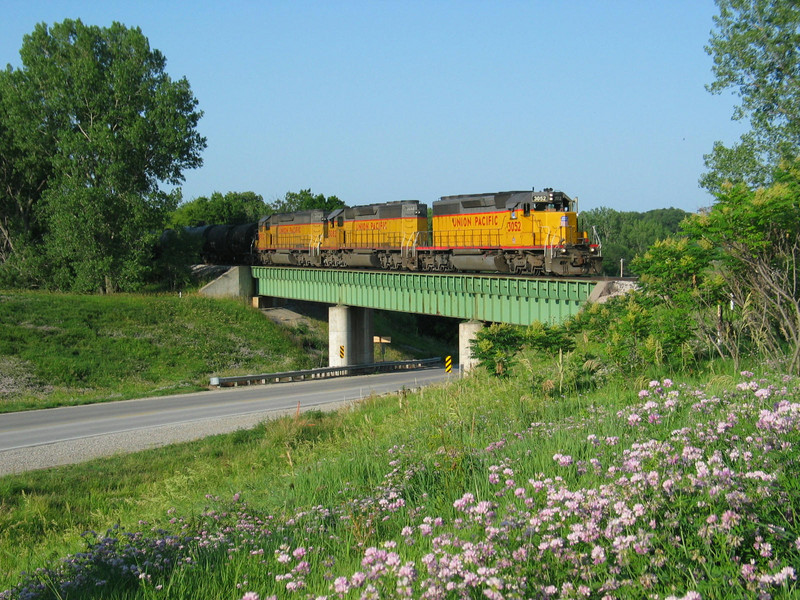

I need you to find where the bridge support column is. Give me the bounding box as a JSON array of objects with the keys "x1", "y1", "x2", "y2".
[
  {"x1": 459, "y1": 320, "x2": 483, "y2": 373},
  {"x1": 329, "y1": 305, "x2": 374, "y2": 367}
]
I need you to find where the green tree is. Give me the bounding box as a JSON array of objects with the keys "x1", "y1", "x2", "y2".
[
  {"x1": 0, "y1": 19, "x2": 205, "y2": 292},
  {"x1": 580, "y1": 207, "x2": 689, "y2": 276},
  {"x1": 0, "y1": 67, "x2": 53, "y2": 263},
  {"x1": 471, "y1": 323, "x2": 525, "y2": 377},
  {"x1": 169, "y1": 191, "x2": 268, "y2": 227},
  {"x1": 683, "y1": 163, "x2": 800, "y2": 372},
  {"x1": 702, "y1": 0, "x2": 800, "y2": 192},
  {"x1": 270, "y1": 189, "x2": 344, "y2": 213},
  {"x1": 632, "y1": 236, "x2": 726, "y2": 366}
]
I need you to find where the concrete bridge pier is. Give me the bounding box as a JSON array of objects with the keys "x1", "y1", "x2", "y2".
[
  {"x1": 329, "y1": 305, "x2": 374, "y2": 367},
  {"x1": 459, "y1": 320, "x2": 483, "y2": 373}
]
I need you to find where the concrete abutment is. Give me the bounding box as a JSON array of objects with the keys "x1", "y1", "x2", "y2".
[
  {"x1": 458, "y1": 320, "x2": 483, "y2": 373},
  {"x1": 328, "y1": 305, "x2": 374, "y2": 367}
]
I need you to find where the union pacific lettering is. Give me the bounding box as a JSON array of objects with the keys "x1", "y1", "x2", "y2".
[
  {"x1": 447, "y1": 213, "x2": 500, "y2": 228},
  {"x1": 278, "y1": 225, "x2": 305, "y2": 234},
  {"x1": 354, "y1": 220, "x2": 389, "y2": 231}
]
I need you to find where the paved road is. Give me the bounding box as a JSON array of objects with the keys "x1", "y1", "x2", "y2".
[{"x1": 0, "y1": 367, "x2": 455, "y2": 475}]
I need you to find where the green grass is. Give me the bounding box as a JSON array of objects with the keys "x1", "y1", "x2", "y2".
[
  {"x1": 4, "y1": 360, "x2": 791, "y2": 598},
  {"x1": 0, "y1": 290, "x2": 457, "y2": 587}
]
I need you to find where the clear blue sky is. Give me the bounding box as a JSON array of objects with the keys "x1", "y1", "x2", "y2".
[{"x1": 2, "y1": 1, "x2": 744, "y2": 213}]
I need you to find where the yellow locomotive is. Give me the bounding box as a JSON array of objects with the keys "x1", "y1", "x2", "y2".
[
  {"x1": 424, "y1": 189, "x2": 600, "y2": 275},
  {"x1": 255, "y1": 200, "x2": 428, "y2": 270},
  {"x1": 248, "y1": 188, "x2": 601, "y2": 276}
]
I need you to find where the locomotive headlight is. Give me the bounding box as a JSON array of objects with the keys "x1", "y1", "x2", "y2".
[
  {"x1": 590, "y1": 247, "x2": 597, "y2": 253},
  {"x1": 560, "y1": 248, "x2": 567, "y2": 254}
]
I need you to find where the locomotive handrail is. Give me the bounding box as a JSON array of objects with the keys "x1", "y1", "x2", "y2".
[
  {"x1": 402, "y1": 231, "x2": 419, "y2": 258},
  {"x1": 309, "y1": 235, "x2": 322, "y2": 256},
  {"x1": 541, "y1": 226, "x2": 552, "y2": 256},
  {"x1": 209, "y1": 357, "x2": 444, "y2": 388},
  {"x1": 592, "y1": 225, "x2": 603, "y2": 255}
]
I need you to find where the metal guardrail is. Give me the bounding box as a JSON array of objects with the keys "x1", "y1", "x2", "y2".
[{"x1": 209, "y1": 357, "x2": 443, "y2": 388}]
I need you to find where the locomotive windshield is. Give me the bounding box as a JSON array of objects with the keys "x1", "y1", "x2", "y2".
[{"x1": 532, "y1": 191, "x2": 572, "y2": 212}]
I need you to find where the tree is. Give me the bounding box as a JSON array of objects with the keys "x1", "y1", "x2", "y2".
[
  {"x1": 0, "y1": 19, "x2": 206, "y2": 292},
  {"x1": 580, "y1": 207, "x2": 689, "y2": 276},
  {"x1": 683, "y1": 162, "x2": 800, "y2": 372},
  {"x1": 169, "y1": 191, "x2": 268, "y2": 227},
  {"x1": 0, "y1": 67, "x2": 53, "y2": 264},
  {"x1": 702, "y1": 0, "x2": 800, "y2": 192},
  {"x1": 269, "y1": 189, "x2": 344, "y2": 213},
  {"x1": 471, "y1": 323, "x2": 525, "y2": 377}
]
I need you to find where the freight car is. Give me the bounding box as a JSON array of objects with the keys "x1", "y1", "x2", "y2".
[{"x1": 200, "y1": 189, "x2": 602, "y2": 277}]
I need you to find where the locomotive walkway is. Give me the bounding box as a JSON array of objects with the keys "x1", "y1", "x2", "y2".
[{"x1": 204, "y1": 267, "x2": 611, "y2": 372}]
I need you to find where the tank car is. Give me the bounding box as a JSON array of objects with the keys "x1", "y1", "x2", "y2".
[{"x1": 191, "y1": 223, "x2": 257, "y2": 264}]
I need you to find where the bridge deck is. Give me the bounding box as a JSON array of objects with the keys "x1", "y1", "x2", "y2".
[{"x1": 252, "y1": 267, "x2": 600, "y2": 325}]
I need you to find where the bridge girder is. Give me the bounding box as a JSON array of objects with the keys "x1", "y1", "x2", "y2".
[{"x1": 252, "y1": 267, "x2": 599, "y2": 326}]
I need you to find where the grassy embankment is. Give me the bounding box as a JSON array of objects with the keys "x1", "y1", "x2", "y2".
[
  {"x1": 0, "y1": 292, "x2": 311, "y2": 412},
  {"x1": 0, "y1": 291, "x2": 453, "y2": 414},
  {"x1": 1, "y1": 292, "x2": 798, "y2": 599}
]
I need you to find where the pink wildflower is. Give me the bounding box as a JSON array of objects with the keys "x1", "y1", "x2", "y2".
[
  {"x1": 591, "y1": 545, "x2": 606, "y2": 564},
  {"x1": 553, "y1": 453, "x2": 573, "y2": 467},
  {"x1": 453, "y1": 493, "x2": 475, "y2": 510},
  {"x1": 333, "y1": 577, "x2": 349, "y2": 593}
]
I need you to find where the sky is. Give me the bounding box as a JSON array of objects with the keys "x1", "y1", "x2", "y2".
[{"x1": 1, "y1": 1, "x2": 746, "y2": 213}]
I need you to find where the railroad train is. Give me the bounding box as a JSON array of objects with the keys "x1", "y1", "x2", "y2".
[{"x1": 193, "y1": 189, "x2": 602, "y2": 277}]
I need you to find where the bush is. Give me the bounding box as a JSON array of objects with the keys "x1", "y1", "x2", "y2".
[{"x1": 471, "y1": 323, "x2": 525, "y2": 377}]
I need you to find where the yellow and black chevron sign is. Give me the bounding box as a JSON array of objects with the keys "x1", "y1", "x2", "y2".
[
  {"x1": 339, "y1": 345, "x2": 345, "y2": 359},
  {"x1": 445, "y1": 355, "x2": 452, "y2": 373}
]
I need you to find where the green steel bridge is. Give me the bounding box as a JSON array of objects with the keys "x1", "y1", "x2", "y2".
[{"x1": 252, "y1": 267, "x2": 604, "y2": 327}]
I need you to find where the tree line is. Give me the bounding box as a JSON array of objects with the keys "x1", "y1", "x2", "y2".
[{"x1": 167, "y1": 189, "x2": 344, "y2": 229}]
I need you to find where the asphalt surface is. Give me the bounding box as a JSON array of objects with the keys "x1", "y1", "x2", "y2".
[{"x1": 0, "y1": 366, "x2": 455, "y2": 475}]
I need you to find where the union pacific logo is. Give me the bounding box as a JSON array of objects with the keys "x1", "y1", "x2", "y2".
[
  {"x1": 354, "y1": 221, "x2": 389, "y2": 230},
  {"x1": 449, "y1": 214, "x2": 500, "y2": 227}
]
